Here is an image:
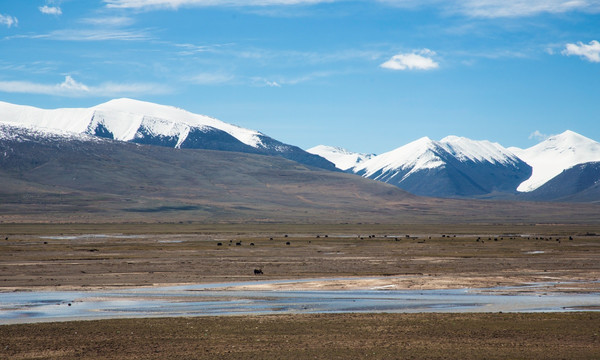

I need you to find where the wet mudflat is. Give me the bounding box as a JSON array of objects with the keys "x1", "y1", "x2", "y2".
[{"x1": 1, "y1": 280, "x2": 599, "y2": 324}]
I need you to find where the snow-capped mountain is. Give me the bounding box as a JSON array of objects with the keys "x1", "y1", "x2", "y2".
[
  {"x1": 306, "y1": 145, "x2": 375, "y2": 171},
  {"x1": 524, "y1": 161, "x2": 600, "y2": 202},
  {"x1": 509, "y1": 130, "x2": 600, "y2": 192},
  {"x1": 0, "y1": 99, "x2": 335, "y2": 170},
  {"x1": 351, "y1": 136, "x2": 531, "y2": 197}
]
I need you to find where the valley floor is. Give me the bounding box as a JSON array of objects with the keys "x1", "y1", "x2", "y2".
[
  {"x1": 1, "y1": 223, "x2": 599, "y2": 359},
  {"x1": 1, "y1": 223, "x2": 599, "y2": 293}
]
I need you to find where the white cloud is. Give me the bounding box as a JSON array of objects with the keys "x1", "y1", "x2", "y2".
[
  {"x1": 0, "y1": 76, "x2": 172, "y2": 97},
  {"x1": 562, "y1": 40, "x2": 600, "y2": 62},
  {"x1": 0, "y1": 14, "x2": 18, "y2": 28},
  {"x1": 39, "y1": 5, "x2": 63, "y2": 15},
  {"x1": 59, "y1": 75, "x2": 90, "y2": 92},
  {"x1": 380, "y1": 49, "x2": 439, "y2": 71},
  {"x1": 529, "y1": 130, "x2": 550, "y2": 141},
  {"x1": 251, "y1": 77, "x2": 282, "y2": 87},
  {"x1": 104, "y1": 0, "x2": 335, "y2": 9},
  {"x1": 379, "y1": 0, "x2": 600, "y2": 18}
]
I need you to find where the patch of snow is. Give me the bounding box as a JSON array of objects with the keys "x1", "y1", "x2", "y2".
[
  {"x1": 514, "y1": 130, "x2": 600, "y2": 192},
  {"x1": 95, "y1": 98, "x2": 265, "y2": 148},
  {"x1": 0, "y1": 122, "x2": 97, "y2": 142},
  {"x1": 351, "y1": 135, "x2": 521, "y2": 184},
  {"x1": 0, "y1": 101, "x2": 93, "y2": 134},
  {"x1": 0, "y1": 98, "x2": 267, "y2": 149},
  {"x1": 307, "y1": 145, "x2": 375, "y2": 171},
  {"x1": 440, "y1": 135, "x2": 520, "y2": 165},
  {"x1": 353, "y1": 137, "x2": 445, "y2": 178}
]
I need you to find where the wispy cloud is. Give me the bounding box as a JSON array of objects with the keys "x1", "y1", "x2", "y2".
[
  {"x1": 175, "y1": 43, "x2": 233, "y2": 56},
  {"x1": 0, "y1": 76, "x2": 172, "y2": 97},
  {"x1": 11, "y1": 28, "x2": 151, "y2": 41},
  {"x1": 188, "y1": 72, "x2": 235, "y2": 85},
  {"x1": 39, "y1": 5, "x2": 63, "y2": 15},
  {"x1": 104, "y1": 0, "x2": 336, "y2": 9},
  {"x1": 529, "y1": 130, "x2": 550, "y2": 141},
  {"x1": 80, "y1": 16, "x2": 135, "y2": 27},
  {"x1": 562, "y1": 40, "x2": 600, "y2": 62},
  {"x1": 380, "y1": 49, "x2": 439, "y2": 70},
  {"x1": 0, "y1": 61, "x2": 58, "y2": 75},
  {"x1": 250, "y1": 77, "x2": 282, "y2": 87},
  {"x1": 0, "y1": 14, "x2": 18, "y2": 28},
  {"x1": 379, "y1": 0, "x2": 600, "y2": 18}
]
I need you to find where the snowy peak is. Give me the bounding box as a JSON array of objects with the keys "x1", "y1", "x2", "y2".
[
  {"x1": 0, "y1": 98, "x2": 265, "y2": 149},
  {"x1": 0, "y1": 99, "x2": 337, "y2": 171},
  {"x1": 94, "y1": 98, "x2": 265, "y2": 148},
  {"x1": 306, "y1": 145, "x2": 375, "y2": 171},
  {"x1": 0, "y1": 100, "x2": 94, "y2": 135},
  {"x1": 439, "y1": 136, "x2": 520, "y2": 165},
  {"x1": 354, "y1": 135, "x2": 520, "y2": 178},
  {"x1": 353, "y1": 136, "x2": 444, "y2": 179},
  {"x1": 349, "y1": 135, "x2": 531, "y2": 197},
  {"x1": 513, "y1": 130, "x2": 600, "y2": 192}
]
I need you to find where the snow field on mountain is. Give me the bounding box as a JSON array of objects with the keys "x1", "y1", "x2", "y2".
[
  {"x1": 510, "y1": 131, "x2": 600, "y2": 192},
  {"x1": 0, "y1": 98, "x2": 265, "y2": 149},
  {"x1": 306, "y1": 145, "x2": 374, "y2": 171}
]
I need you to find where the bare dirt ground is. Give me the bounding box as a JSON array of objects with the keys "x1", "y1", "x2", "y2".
[
  {"x1": 1, "y1": 223, "x2": 599, "y2": 359},
  {"x1": 1, "y1": 223, "x2": 599, "y2": 293},
  {"x1": 1, "y1": 313, "x2": 599, "y2": 359}
]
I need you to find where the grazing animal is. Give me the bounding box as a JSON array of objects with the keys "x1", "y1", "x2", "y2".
[
  {"x1": 286, "y1": 241, "x2": 291, "y2": 245},
  {"x1": 217, "y1": 242, "x2": 222, "y2": 246},
  {"x1": 236, "y1": 242, "x2": 241, "y2": 246},
  {"x1": 254, "y1": 269, "x2": 263, "y2": 275},
  {"x1": 250, "y1": 243, "x2": 255, "y2": 246}
]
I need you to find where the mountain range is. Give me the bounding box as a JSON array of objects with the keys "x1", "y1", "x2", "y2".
[
  {"x1": 0, "y1": 98, "x2": 335, "y2": 171},
  {"x1": 1, "y1": 99, "x2": 600, "y2": 207},
  {"x1": 2, "y1": 120, "x2": 600, "y2": 224},
  {"x1": 309, "y1": 131, "x2": 600, "y2": 202}
]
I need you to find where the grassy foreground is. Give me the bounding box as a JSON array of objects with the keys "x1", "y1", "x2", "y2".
[{"x1": 1, "y1": 313, "x2": 599, "y2": 359}]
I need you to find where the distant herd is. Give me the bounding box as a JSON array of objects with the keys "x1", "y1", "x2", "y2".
[{"x1": 208, "y1": 233, "x2": 577, "y2": 276}]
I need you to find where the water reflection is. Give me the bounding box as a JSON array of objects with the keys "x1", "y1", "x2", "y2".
[{"x1": 1, "y1": 280, "x2": 598, "y2": 324}]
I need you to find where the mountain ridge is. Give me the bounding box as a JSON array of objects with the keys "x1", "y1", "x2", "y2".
[
  {"x1": 0, "y1": 99, "x2": 336, "y2": 171},
  {"x1": 2, "y1": 123, "x2": 600, "y2": 223},
  {"x1": 312, "y1": 130, "x2": 600, "y2": 201},
  {"x1": 2, "y1": 99, "x2": 599, "y2": 202},
  {"x1": 349, "y1": 136, "x2": 531, "y2": 198}
]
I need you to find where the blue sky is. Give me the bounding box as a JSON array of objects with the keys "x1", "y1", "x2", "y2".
[{"x1": 1, "y1": 0, "x2": 599, "y2": 153}]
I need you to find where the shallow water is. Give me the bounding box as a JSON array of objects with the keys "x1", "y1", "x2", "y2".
[{"x1": 1, "y1": 279, "x2": 598, "y2": 324}]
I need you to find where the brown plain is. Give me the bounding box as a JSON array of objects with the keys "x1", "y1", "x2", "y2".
[{"x1": 1, "y1": 223, "x2": 599, "y2": 359}]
